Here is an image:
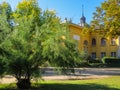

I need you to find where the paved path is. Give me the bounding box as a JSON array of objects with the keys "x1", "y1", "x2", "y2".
[
  {"x1": 42, "y1": 67, "x2": 120, "y2": 76},
  {"x1": 42, "y1": 67, "x2": 120, "y2": 80},
  {"x1": 0, "y1": 68, "x2": 120, "y2": 84}
]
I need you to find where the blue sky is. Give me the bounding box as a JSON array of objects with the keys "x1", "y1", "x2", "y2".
[{"x1": 0, "y1": 0, "x2": 104, "y2": 24}]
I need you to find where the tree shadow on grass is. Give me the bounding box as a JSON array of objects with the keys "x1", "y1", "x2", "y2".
[
  {"x1": 0, "y1": 83, "x2": 120, "y2": 90},
  {"x1": 38, "y1": 83, "x2": 120, "y2": 90}
]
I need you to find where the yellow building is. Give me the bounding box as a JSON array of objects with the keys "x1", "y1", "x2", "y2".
[
  {"x1": 69, "y1": 23, "x2": 120, "y2": 60},
  {"x1": 67, "y1": 5, "x2": 120, "y2": 60},
  {"x1": 63, "y1": 6, "x2": 120, "y2": 60}
]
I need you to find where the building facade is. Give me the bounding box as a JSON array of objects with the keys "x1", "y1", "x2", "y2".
[
  {"x1": 67, "y1": 5, "x2": 120, "y2": 60},
  {"x1": 69, "y1": 23, "x2": 120, "y2": 60}
]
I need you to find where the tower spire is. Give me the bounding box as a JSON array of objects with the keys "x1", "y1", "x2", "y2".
[{"x1": 80, "y1": 5, "x2": 86, "y2": 27}]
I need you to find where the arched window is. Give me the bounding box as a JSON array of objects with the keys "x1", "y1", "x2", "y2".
[
  {"x1": 111, "y1": 38, "x2": 116, "y2": 45},
  {"x1": 101, "y1": 38, "x2": 106, "y2": 46},
  {"x1": 84, "y1": 40, "x2": 88, "y2": 53},
  {"x1": 84, "y1": 40, "x2": 88, "y2": 45},
  {"x1": 92, "y1": 38, "x2": 96, "y2": 46}
]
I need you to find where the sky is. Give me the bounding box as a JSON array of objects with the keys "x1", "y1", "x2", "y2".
[{"x1": 0, "y1": 0, "x2": 104, "y2": 24}]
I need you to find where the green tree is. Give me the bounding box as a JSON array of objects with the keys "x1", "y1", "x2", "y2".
[
  {"x1": 91, "y1": 0, "x2": 120, "y2": 36},
  {"x1": 0, "y1": 0, "x2": 81, "y2": 89},
  {"x1": 0, "y1": 1, "x2": 42, "y2": 88},
  {"x1": 1, "y1": 17, "x2": 43, "y2": 89}
]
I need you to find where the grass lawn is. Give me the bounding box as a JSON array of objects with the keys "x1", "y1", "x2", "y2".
[{"x1": 0, "y1": 76, "x2": 120, "y2": 90}]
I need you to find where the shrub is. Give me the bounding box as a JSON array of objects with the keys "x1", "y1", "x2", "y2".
[
  {"x1": 102, "y1": 57, "x2": 120, "y2": 64},
  {"x1": 78, "y1": 62, "x2": 90, "y2": 67},
  {"x1": 88, "y1": 60, "x2": 102, "y2": 63}
]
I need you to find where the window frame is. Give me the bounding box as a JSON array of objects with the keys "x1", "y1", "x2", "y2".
[
  {"x1": 111, "y1": 38, "x2": 116, "y2": 45},
  {"x1": 101, "y1": 38, "x2": 106, "y2": 46},
  {"x1": 84, "y1": 40, "x2": 88, "y2": 46},
  {"x1": 101, "y1": 52, "x2": 106, "y2": 58},
  {"x1": 91, "y1": 52, "x2": 96, "y2": 60},
  {"x1": 92, "y1": 38, "x2": 96, "y2": 46},
  {"x1": 111, "y1": 52, "x2": 116, "y2": 57}
]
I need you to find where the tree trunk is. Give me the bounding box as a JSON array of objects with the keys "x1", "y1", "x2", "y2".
[{"x1": 17, "y1": 78, "x2": 31, "y2": 89}]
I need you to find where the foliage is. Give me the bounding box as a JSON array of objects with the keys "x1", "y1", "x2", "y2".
[
  {"x1": 102, "y1": 57, "x2": 116, "y2": 64},
  {"x1": 91, "y1": 0, "x2": 120, "y2": 36},
  {"x1": 37, "y1": 9, "x2": 82, "y2": 70},
  {"x1": 82, "y1": 24, "x2": 92, "y2": 34},
  {"x1": 0, "y1": 2, "x2": 12, "y2": 43},
  {"x1": 40, "y1": 12, "x2": 82, "y2": 73},
  {"x1": 0, "y1": 0, "x2": 82, "y2": 89},
  {"x1": 79, "y1": 51, "x2": 89, "y2": 61},
  {"x1": 101, "y1": 57, "x2": 120, "y2": 67},
  {"x1": 0, "y1": 2, "x2": 12, "y2": 23},
  {"x1": 13, "y1": 0, "x2": 41, "y2": 24},
  {"x1": 0, "y1": 0, "x2": 42, "y2": 88},
  {"x1": 1, "y1": 18, "x2": 42, "y2": 89},
  {"x1": 0, "y1": 2, "x2": 12, "y2": 77}
]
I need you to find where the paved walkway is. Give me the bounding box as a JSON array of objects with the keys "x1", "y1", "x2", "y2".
[
  {"x1": 42, "y1": 67, "x2": 120, "y2": 80},
  {"x1": 0, "y1": 68, "x2": 120, "y2": 84}
]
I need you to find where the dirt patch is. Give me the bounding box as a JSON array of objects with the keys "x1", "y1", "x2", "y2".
[{"x1": 0, "y1": 75, "x2": 16, "y2": 84}]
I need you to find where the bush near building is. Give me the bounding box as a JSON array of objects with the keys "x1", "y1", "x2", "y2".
[{"x1": 102, "y1": 57, "x2": 120, "y2": 67}]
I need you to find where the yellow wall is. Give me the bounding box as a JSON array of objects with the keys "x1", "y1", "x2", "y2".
[{"x1": 69, "y1": 23, "x2": 120, "y2": 59}]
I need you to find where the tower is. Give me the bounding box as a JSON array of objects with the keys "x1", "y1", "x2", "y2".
[{"x1": 80, "y1": 5, "x2": 86, "y2": 26}]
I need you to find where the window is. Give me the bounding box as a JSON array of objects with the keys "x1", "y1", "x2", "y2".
[
  {"x1": 111, "y1": 52, "x2": 116, "y2": 57},
  {"x1": 91, "y1": 52, "x2": 96, "y2": 59},
  {"x1": 101, "y1": 38, "x2": 106, "y2": 46},
  {"x1": 84, "y1": 40, "x2": 88, "y2": 45},
  {"x1": 111, "y1": 38, "x2": 116, "y2": 45},
  {"x1": 101, "y1": 52, "x2": 106, "y2": 58},
  {"x1": 92, "y1": 38, "x2": 96, "y2": 46},
  {"x1": 73, "y1": 35, "x2": 80, "y2": 41}
]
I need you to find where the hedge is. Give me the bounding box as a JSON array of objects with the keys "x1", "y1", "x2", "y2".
[{"x1": 102, "y1": 57, "x2": 120, "y2": 64}]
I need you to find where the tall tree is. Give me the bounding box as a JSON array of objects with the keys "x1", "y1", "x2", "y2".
[
  {"x1": 40, "y1": 10, "x2": 80, "y2": 69},
  {"x1": 91, "y1": 0, "x2": 120, "y2": 36},
  {"x1": 0, "y1": 0, "x2": 81, "y2": 89},
  {"x1": 1, "y1": 17, "x2": 43, "y2": 89}
]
